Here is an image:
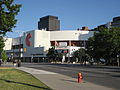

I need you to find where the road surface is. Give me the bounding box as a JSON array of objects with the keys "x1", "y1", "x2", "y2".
[{"x1": 22, "y1": 63, "x2": 120, "y2": 90}]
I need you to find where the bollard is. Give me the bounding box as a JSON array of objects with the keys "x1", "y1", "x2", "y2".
[{"x1": 78, "y1": 73, "x2": 83, "y2": 83}]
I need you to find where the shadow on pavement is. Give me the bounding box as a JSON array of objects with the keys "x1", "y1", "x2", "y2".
[
  {"x1": 61, "y1": 79, "x2": 86, "y2": 83},
  {"x1": 61, "y1": 79, "x2": 77, "y2": 83}
]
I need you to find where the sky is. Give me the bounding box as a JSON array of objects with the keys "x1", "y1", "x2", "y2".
[{"x1": 7, "y1": 0, "x2": 120, "y2": 37}]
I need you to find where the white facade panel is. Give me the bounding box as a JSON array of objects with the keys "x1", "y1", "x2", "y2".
[
  {"x1": 4, "y1": 38, "x2": 12, "y2": 50},
  {"x1": 34, "y1": 30, "x2": 50, "y2": 51},
  {"x1": 22, "y1": 30, "x2": 50, "y2": 57},
  {"x1": 23, "y1": 30, "x2": 36, "y2": 57},
  {"x1": 12, "y1": 37, "x2": 20, "y2": 45},
  {"x1": 50, "y1": 30, "x2": 94, "y2": 41}
]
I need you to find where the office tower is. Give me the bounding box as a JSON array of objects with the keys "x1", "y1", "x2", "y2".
[
  {"x1": 111, "y1": 16, "x2": 120, "y2": 27},
  {"x1": 38, "y1": 15, "x2": 60, "y2": 31}
]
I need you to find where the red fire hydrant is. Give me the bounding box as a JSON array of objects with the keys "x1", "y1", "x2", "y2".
[{"x1": 78, "y1": 73, "x2": 83, "y2": 83}]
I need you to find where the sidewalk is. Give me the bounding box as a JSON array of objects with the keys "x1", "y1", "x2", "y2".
[{"x1": 16, "y1": 67, "x2": 115, "y2": 90}]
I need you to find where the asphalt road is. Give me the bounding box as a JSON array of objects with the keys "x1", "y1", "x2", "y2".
[{"x1": 22, "y1": 63, "x2": 120, "y2": 90}]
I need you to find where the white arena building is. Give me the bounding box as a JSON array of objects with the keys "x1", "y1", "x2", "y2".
[
  {"x1": 4, "y1": 29, "x2": 94, "y2": 62},
  {"x1": 3, "y1": 15, "x2": 95, "y2": 62}
]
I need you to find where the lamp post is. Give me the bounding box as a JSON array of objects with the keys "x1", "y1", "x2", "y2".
[
  {"x1": 11, "y1": 53, "x2": 13, "y2": 62},
  {"x1": 19, "y1": 36, "x2": 21, "y2": 61},
  {"x1": 31, "y1": 54, "x2": 33, "y2": 63},
  {"x1": 117, "y1": 54, "x2": 120, "y2": 67}
]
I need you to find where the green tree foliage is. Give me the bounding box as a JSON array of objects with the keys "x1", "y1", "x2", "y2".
[
  {"x1": 47, "y1": 47, "x2": 56, "y2": 62},
  {"x1": 0, "y1": 36, "x2": 4, "y2": 52},
  {"x1": 0, "y1": 0, "x2": 21, "y2": 59},
  {"x1": 0, "y1": 0, "x2": 21, "y2": 35},
  {"x1": 1, "y1": 50, "x2": 7, "y2": 63},
  {"x1": 47, "y1": 47, "x2": 63, "y2": 62},
  {"x1": 86, "y1": 27, "x2": 120, "y2": 65},
  {"x1": 56, "y1": 52, "x2": 63, "y2": 62},
  {"x1": 73, "y1": 48, "x2": 90, "y2": 64}
]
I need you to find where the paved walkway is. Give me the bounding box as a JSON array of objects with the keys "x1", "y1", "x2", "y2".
[{"x1": 16, "y1": 67, "x2": 115, "y2": 90}]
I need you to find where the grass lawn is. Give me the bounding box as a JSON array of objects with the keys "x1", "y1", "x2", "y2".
[{"x1": 0, "y1": 67, "x2": 52, "y2": 90}]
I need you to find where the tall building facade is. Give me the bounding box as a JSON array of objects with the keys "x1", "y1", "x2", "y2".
[
  {"x1": 38, "y1": 15, "x2": 60, "y2": 31},
  {"x1": 96, "y1": 16, "x2": 120, "y2": 30},
  {"x1": 111, "y1": 16, "x2": 120, "y2": 27}
]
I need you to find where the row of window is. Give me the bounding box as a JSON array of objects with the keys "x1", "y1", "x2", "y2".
[
  {"x1": 51, "y1": 40, "x2": 87, "y2": 47},
  {"x1": 12, "y1": 44, "x2": 23, "y2": 49}
]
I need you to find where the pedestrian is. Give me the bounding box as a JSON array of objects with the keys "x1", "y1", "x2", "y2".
[
  {"x1": 13, "y1": 60, "x2": 17, "y2": 67},
  {"x1": 17, "y1": 60, "x2": 21, "y2": 67}
]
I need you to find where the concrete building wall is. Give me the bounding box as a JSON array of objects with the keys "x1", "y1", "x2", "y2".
[
  {"x1": 50, "y1": 30, "x2": 94, "y2": 41},
  {"x1": 22, "y1": 30, "x2": 42, "y2": 57},
  {"x1": 3, "y1": 38, "x2": 12, "y2": 50},
  {"x1": 12, "y1": 37, "x2": 20, "y2": 45},
  {"x1": 22, "y1": 30, "x2": 51, "y2": 57},
  {"x1": 4, "y1": 29, "x2": 95, "y2": 60},
  {"x1": 34, "y1": 30, "x2": 50, "y2": 51}
]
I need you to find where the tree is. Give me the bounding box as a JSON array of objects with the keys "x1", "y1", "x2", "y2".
[
  {"x1": 0, "y1": 36, "x2": 4, "y2": 52},
  {"x1": 0, "y1": 0, "x2": 21, "y2": 35},
  {"x1": 0, "y1": 36, "x2": 5, "y2": 59},
  {"x1": 86, "y1": 27, "x2": 120, "y2": 65},
  {"x1": 86, "y1": 29, "x2": 110, "y2": 63},
  {"x1": 47, "y1": 47, "x2": 63, "y2": 63},
  {"x1": 73, "y1": 48, "x2": 89, "y2": 64},
  {"x1": 55, "y1": 51, "x2": 63, "y2": 62},
  {"x1": 0, "y1": 0, "x2": 21, "y2": 61},
  {"x1": 47, "y1": 47, "x2": 56, "y2": 62},
  {"x1": 1, "y1": 50, "x2": 7, "y2": 64}
]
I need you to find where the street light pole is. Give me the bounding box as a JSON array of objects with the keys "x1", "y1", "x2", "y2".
[
  {"x1": 31, "y1": 55, "x2": 33, "y2": 63},
  {"x1": 19, "y1": 36, "x2": 21, "y2": 61},
  {"x1": 117, "y1": 55, "x2": 119, "y2": 67}
]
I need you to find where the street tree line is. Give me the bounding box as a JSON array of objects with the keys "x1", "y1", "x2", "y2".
[{"x1": 46, "y1": 47, "x2": 91, "y2": 65}]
